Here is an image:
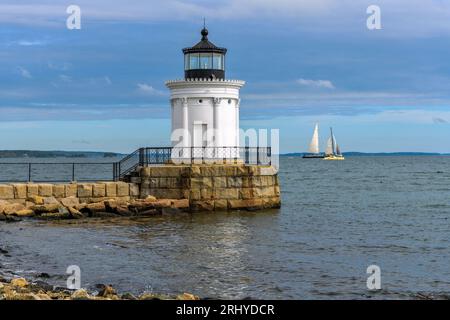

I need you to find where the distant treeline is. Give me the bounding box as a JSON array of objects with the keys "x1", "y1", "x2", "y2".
[
  {"x1": 0, "y1": 150, "x2": 123, "y2": 158},
  {"x1": 282, "y1": 152, "x2": 450, "y2": 157}
]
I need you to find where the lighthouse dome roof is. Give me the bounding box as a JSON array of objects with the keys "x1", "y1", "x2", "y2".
[{"x1": 182, "y1": 28, "x2": 227, "y2": 54}]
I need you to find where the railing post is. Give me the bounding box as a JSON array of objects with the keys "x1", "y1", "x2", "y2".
[
  {"x1": 268, "y1": 147, "x2": 272, "y2": 166},
  {"x1": 257, "y1": 146, "x2": 260, "y2": 165},
  {"x1": 139, "y1": 148, "x2": 144, "y2": 166},
  {"x1": 245, "y1": 147, "x2": 250, "y2": 165},
  {"x1": 72, "y1": 163, "x2": 75, "y2": 181},
  {"x1": 28, "y1": 163, "x2": 31, "y2": 182},
  {"x1": 202, "y1": 146, "x2": 205, "y2": 164}
]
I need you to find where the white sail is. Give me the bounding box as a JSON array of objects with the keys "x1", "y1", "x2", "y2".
[
  {"x1": 308, "y1": 123, "x2": 320, "y2": 154},
  {"x1": 325, "y1": 137, "x2": 333, "y2": 155}
]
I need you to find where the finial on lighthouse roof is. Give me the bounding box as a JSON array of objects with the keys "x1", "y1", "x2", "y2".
[
  {"x1": 201, "y1": 27, "x2": 208, "y2": 40},
  {"x1": 201, "y1": 18, "x2": 208, "y2": 40}
]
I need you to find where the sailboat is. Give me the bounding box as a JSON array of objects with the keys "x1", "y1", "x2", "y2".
[
  {"x1": 303, "y1": 123, "x2": 325, "y2": 158},
  {"x1": 324, "y1": 127, "x2": 345, "y2": 160}
]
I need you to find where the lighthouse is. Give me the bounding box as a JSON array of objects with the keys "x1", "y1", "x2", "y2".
[{"x1": 166, "y1": 27, "x2": 245, "y2": 162}]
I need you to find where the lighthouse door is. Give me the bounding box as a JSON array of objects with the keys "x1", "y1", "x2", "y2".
[{"x1": 193, "y1": 123, "x2": 207, "y2": 146}]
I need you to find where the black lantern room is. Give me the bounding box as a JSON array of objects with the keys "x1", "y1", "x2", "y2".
[{"x1": 183, "y1": 28, "x2": 227, "y2": 80}]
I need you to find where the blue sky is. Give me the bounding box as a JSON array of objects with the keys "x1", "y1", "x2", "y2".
[{"x1": 1, "y1": 0, "x2": 450, "y2": 153}]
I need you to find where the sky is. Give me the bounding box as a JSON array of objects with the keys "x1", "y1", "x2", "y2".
[{"x1": 0, "y1": 0, "x2": 450, "y2": 153}]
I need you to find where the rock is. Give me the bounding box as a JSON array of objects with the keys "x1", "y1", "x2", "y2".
[
  {"x1": 139, "y1": 293, "x2": 162, "y2": 300},
  {"x1": 10, "y1": 278, "x2": 28, "y2": 288},
  {"x1": 8, "y1": 293, "x2": 42, "y2": 300},
  {"x1": 12, "y1": 184, "x2": 27, "y2": 199},
  {"x1": 52, "y1": 184, "x2": 66, "y2": 198},
  {"x1": 152, "y1": 199, "x2": 172, "y2": 208},
  {"x1": 35, "y1": 293, "x2": 52, "y2": 300},
  {"x1": 121, "y1": 293, "x2": 137, "y2": 300},
  {"x1": 0, "y1": 185, "x2": 14, "y2": 200},
  {"x1": 14, "y1": 209, "x2": 35, "y2": 217},
  {"x1": 38, "y1": 184, "x2": 53, "y2": 197},
  {"x1": 171, "y1": 199, "x2": 189, "y2": 209},
  {"x1": 43, "y1": 196, "x2": 60, "y2": 205},
  {"x1": 38, "y1": 272, "x2": 51, "y2": 279},
  {"x1": 71, "y1": 289, "x2": 90, "y2": 300},
  {"x1": 128, "y1": 201, "x2": 154, "y2": 213},
  {"x1": 77, "y1": 184, "x2": 93, "y2": 198},
  {"x1": 0, "y1": 213, "x2": 6, "y2": 221},
  {"x1": 28, "y1": 195, "x2": 44, "y2": 205},
  {"x1": 97, "y1": 285, "x2": 117, "y2": 297},
  {"x1": 3, "y1": 203, "x2": 26, "y2": 215},
  {"x1": 145, "y1": 195, "x2": 157, "y2": 202},
  {"x1": 176, "y1": 292, "x2": 200, "y2": 300},
  {"x1": 116, "y1": 205, "x2": 133, "y2": 216},
  {"x1": 60, "y1": 196, "x2": 80, "y2": 208},
  {"x1": 68, "y1": 207, "x2": 84, "y2": 219},
  {"x1": 116, "y1": 182, "x2": 130, "y2": 197},
  {"x1": 32, "y1": 280, "x2": 53, "y2": 291},
  {"x1": 104, "y1": 199, "x2": 118, "y2": 212},
  {"x1": 92, "y1": 184, "x2": 106, "y2": 198},
  {"x1": 85, "y1": 202, "x2": 106, "y2": 213},
  {"x1": 32, "y1": 203, "x2": 60, "y2": 214}
]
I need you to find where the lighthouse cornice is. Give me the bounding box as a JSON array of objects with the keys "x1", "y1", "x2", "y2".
[{"x1": 166, "y1": 78, "x2": 245, "y2": 87}]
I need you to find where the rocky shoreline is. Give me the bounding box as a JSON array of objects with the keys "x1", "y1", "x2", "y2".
[
  {"x1": 0, "y1": 195, "x2": 189, "y2": 222},
  {"x1": 0, "y1": 276, "x2": 199, "y2": 300}
]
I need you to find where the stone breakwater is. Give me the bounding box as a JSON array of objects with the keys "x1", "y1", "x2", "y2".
[
  {"x1": 0, "y1": 164, "x2": 280, "y2": 220},
  {"x1": 0, "y1": 181, "x2": 187, "y2": 221},
  {"x1": 0, "y1": 277, "x2": 199, "y2": 300},
  {"x1": 134, "y1": 164, "x2": 281, "y2": 211}
]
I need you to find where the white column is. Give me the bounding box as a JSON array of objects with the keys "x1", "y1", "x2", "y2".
[
  {"x1": 182, "y1": 97, "x2": 189, "y2": 160},
  {"x1": 235, "y1": 98, "x2": 240, "y2": 148},
  {"x1": 213, "y1": 98, "x2": 222, "y2": 147},
  {"x1": 234, "y1": 99, "x2": 241, "y2": 158}
]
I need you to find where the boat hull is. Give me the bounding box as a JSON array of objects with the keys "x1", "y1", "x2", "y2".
[
  {"x1": 323, "y1": 155, "x2": 345, "y2": 161},
  {"x1": 303, "y1": 154, "x2": 325, "y2": 159}
]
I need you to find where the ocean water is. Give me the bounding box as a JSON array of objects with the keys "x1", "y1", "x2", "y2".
[{"x1": 1, "y1": 156, "x2": 450, "y2": 299}]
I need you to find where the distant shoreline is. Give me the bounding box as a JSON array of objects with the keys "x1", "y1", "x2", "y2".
[
  {"x1": 282, "y1": 152, "x2": 450, "y2": 157},
  {"x1": 0, "y1": 150, "x2": 124, "y2": 159},
  {"x1": 0, "y1": 150, "x2": 449, "y2": 159}
]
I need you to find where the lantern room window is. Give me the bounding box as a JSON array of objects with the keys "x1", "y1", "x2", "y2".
[
  {"x1": 213, "y1": 54, "x2": 224, "y2": 70},
  {"x1": 199, "y1": 53, "x2": 212, "y2": 69}
]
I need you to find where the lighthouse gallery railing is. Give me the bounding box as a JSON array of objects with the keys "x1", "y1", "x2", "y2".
[{"x1": 114, "y1": 146, "x2": 272, "y2": 180}]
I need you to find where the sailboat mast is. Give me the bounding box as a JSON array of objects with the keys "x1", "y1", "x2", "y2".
[{"x1": 330, "y1": 127, "x2": 336, "y2": 155}]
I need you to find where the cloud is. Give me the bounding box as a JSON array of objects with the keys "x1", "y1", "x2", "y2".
[
  {"x1": 48, "y1": 62, "x2": 71, "y2": 71},
  {"x1": 433, "y1": 117, "x2": 448, "y2": 124},
  {"x1": 136, "y1": 83, "x2": 164, "y2": 95},
  {"x1": 1, "y1": 1, "x2": 450, "y2": 37},
  {"x1": 16, "y1": 40, "x2": 46, "y2": 46},
  {"x1": 16, "y1": 66, "x2": 32, "y2": 79},
  {"x1": 58, "y1": 74, "x2": 72, "y2": 83},
  {"x1": 89, "y1": 76, "x2": 112, "y2": 86},
  {"x1": 296, "y1": 78, "x2": 335, "y2": 89}
]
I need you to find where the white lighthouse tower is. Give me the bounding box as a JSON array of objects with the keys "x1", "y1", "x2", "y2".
[{"x1": 166, "y1": 27, "x2": 245, "y2": 163}]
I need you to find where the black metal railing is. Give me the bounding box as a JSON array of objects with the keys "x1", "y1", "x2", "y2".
[
  {"x1": 116, "y1": 146, "x2": 272, "y2": 180},
  {"x1": 0, "y1": 147, "x2": 272, "y2": 183},
  {"x1": 0, "y1": 162, "x2": 116, "y2": 183}
]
